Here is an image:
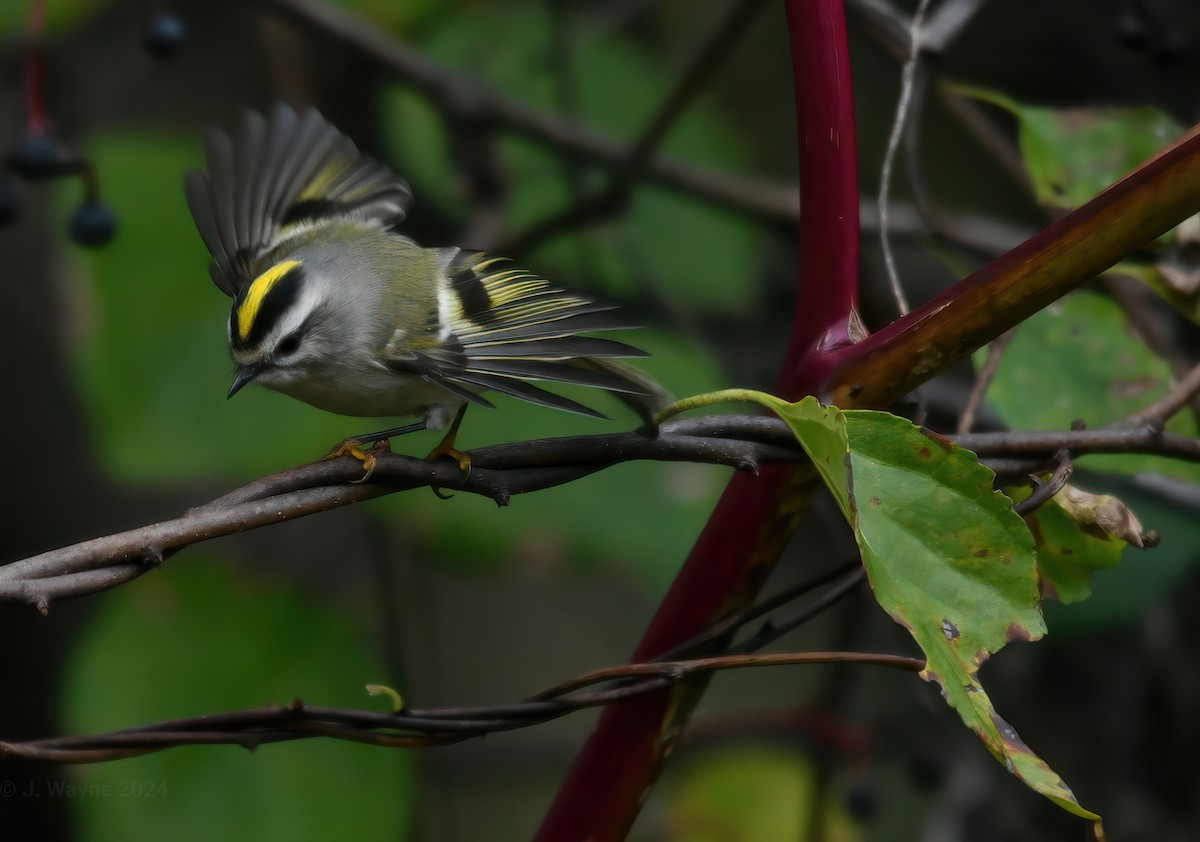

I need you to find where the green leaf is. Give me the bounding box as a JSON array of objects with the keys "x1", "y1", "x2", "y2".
[
  {"x1": 63, "y1": 562, "x2": 412, "y2": 842},
  {"x1": 978, "y1": 290, "x2": 1200, "y2": 482},
  {"x1": 1043, "y1": 478, "x2": 1200, "y2": 634},
  {"x1": 1013, "y1": 484, "x2": 1145, "y2": 604},
  {"x1": 951, "y1": 86, "x2": 1182, "y2": 209},
  {"x1": 659, "y1": 391, "x2": 1097, "y2": 820}
]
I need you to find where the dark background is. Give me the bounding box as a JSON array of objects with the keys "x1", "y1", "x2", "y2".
[{"x1": 2, "y1": 1, "x2": 1200, "y2": 839}]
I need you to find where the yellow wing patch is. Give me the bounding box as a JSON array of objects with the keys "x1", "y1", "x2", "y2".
[
  {"x1": 237, "y1": 260, "x2": 303, "y2": 340},
  {"x1": 295, "y1": 161, "x2": 348, "y2": 203}
]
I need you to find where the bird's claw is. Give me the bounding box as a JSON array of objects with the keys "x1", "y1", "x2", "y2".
[
  {"x1": 427, "y1": 442, "x2": 472, "y2": 475},
  {"x1": 326, "y1": 438, "x2": 387, "y2": 483}
]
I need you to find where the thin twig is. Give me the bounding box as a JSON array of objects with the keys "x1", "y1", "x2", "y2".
[
  {"x1": 847, "y1": 0, "x2": 988, "y2": 58},
  {"x1": 1101, "y1": 272, "x2": 1200, "y2": 424},
  {"x1": 657, "y1": 559, "x2": 863, "y2": 660},
  {"x1": 956, "y1": 427, "x2": 1200, "y2": 459},
  {"x1": 1120, "y1": 359, "x2": 1200, "y2": 429},
  {"x1": 878, "y1": 0, "x2": 932, "y2": 316},
  {"x1": 1011, "y1": 450, "x2": 1073, "y2": 516},
  {"x1": 957, "y1": 328, "x2": 1016, "y2": 434},
  {"x1": 728, "y1": 566, "x2": 866, "y2": 654},
  {"x1": 530, "y1": 651, "x2": 923, "y2": 700},
  {"x1": 503, "y1": 0, "x2": 770, "y2": 256},
  {"x1": 0, "y1": 650, "x2": 923, "y2": 763}
]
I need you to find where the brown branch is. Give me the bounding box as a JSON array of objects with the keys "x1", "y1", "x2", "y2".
[
  {"x1": 0, "y1": 416, "x2": 798, "y2": 608},
  {"x1": 1120, "y1": 360, "x2": 1200, "y2": 429},
  {"x1": 528, "y1": 651, "x2": 922, "y2": 700},
  {"x1": 1011, "y1": 450, "x2": 1074, "y2": 516},
  {"x1": 956, "y1": 427, "x2": 1200, "y2": 460},
  {"x1": 0, "y1": 650, "x2": 922, "y2": 764},
  {"x1": 8, "y1": 408, "x2": 1200, "y2": 610}
]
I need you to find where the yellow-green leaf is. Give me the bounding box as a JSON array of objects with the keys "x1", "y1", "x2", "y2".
[
  {"x1": 950, "y1": 85, "x2": 1182, "y2": 209},
  {"x1": 1017, "y1": 484, "x2": 1149, "y2": 604},
  {"x1": 658, "y1": 390, "x2": 1098, "y2": 821}
]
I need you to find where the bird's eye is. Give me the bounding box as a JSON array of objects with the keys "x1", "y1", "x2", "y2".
[{"x1": 277, "y1": 333, "x2": 302, "y2": 357}]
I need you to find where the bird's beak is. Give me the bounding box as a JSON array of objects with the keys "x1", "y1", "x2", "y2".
[{"x1": 228, "y1": 363, "x2": 262, "y2": 399}]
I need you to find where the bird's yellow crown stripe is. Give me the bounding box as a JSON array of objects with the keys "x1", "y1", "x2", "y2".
[{"x1": 237, "y1": 260, "x2": 303, "y2": 340}]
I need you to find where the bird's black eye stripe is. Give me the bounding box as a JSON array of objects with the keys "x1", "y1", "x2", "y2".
[
  {"x1": 230, "y1": 265, "x2": 306, "y2": 351},
  {"x1": 277, "y1": 331, "x2": 302, "y2": 357}
]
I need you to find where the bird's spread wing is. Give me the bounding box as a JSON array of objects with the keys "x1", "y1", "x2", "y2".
[
  {"x1": 381, "y1": 250, "x2": 669, "y2": 422},
  {"x1": 185, "y1": 104, "x2": 413, "y2": 296}
]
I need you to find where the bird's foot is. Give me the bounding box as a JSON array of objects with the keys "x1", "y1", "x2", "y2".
[
  {"x1": 426, "y1": 438, "x2": 471, "y2": 474},
  {"x1": 326, "y1": 438, "x2": 390, "y2": 483}
]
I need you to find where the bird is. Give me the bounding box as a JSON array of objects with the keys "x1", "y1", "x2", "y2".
[{"x1": 184, "y1": 104, "x2": 667, "y2": 476}]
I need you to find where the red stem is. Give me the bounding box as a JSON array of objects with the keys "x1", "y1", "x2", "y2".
[
  {"x1": 780, "y1": 0, "x2": 860, "y2": 394},
  {"x1": 536, "y1": 2, "x2": 860, "y2": 838},
  {"x1": 25, "y1": 0, "x2": 49, "y2": 135}
]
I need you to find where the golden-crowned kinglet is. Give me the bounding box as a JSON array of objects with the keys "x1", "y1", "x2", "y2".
[{"x1": 185, "y1": 105, "x2": 667, "y2": 467}]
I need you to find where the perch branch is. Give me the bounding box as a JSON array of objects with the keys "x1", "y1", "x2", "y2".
[
  {"x1": 8, "y1": 411, "x2": 1200, "y2": 609},
  {"x1": 0, "y1": 416, "x2": 798, "y2": 608}
]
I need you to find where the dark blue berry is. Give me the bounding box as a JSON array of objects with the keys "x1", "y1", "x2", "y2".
[
  {"x1": 143, "y1": 14, "x2": 187, "y2": 59},
  {"x1": 7, "y1": 133, "x2": 76, "y2": 181},
  {"x1": 69, "y1": 200, "x2": 117, "y2": 247},
  {"x1": 907, "y1": 753, "x2": 944, "y2": 791},
  {"x1": 844, "y1": 780, "x2": 880, "y2": 822},
  {"x1": 0, "y1": 182, "x2": 18, "y2": 226}
]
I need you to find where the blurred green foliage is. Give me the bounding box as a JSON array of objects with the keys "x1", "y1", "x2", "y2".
[
  {"x1": 976, "y1": 293, "x2": 1200, "y2": 631},
  {"x1": 13, "y1": 2, "x2": 1200, "y2": 840},
  {"x1": 1042, "y1": 478, "x2": 1200, "y2": 634},
  {"x1": 383, "y1": 5, "x2": 763, "y2": 311},
  {"x1": 665, "y1": 746, "x2": 861, "y2": 842},
  {"x1": 952, "y1": 86, "x2": 1182, "y2": 210},
  {"x1": 59, "y1": 0, "x2": 759, "y2": 591},
  {"x1": 979, "y1": 291, "x2": 1200, "y2": 482},
  {"x1": 0, "y1": 1, "x2": 105, "y2": 37},
  {"x1": 63, "y1": 562, "x2": 411, "y2": 842},
  {"x1": 325, "y1": 0, "x2": 443, "y2": 34},
  {"x1": 969, "y1": 95, "x2": 1200, "y2": 635},
  {"x1": 45, "y1": 4, "x2": 765, "y2": 837},
  {"x1": 1010, "y1": 486, "x2": 1127, "y2": 606}
]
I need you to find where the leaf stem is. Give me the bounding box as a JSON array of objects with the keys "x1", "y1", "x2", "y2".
[{"x1": 654, "y1": 388, "x2": 780, "y2": 424}]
